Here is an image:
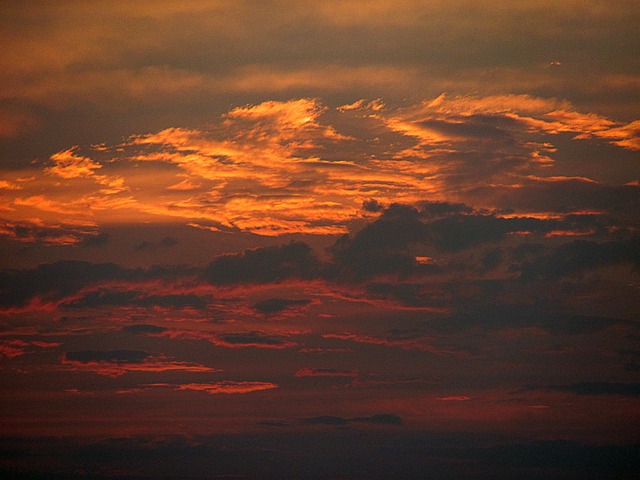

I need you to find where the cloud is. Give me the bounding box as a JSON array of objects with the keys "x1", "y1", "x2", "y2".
[
  {"x1": 0, "y1": 339, "x2": 60, "y2": 360},
  {"x1": 519, "y1": 237, "x2": 640, "y2": 280},
  {"x1": 63, "y1": 290, "x2": 208, "y2": 310},
  {"x1": 47, "y1": 147, "x2": 126, "y2": 194},
  {"x1": 216, "y1": 332, "x2": 296, "y2": 349},
  {"x1": 350, "y1": 414, "x2": 403, "y2": 425},
  {"x1": 61, "y1": 350, "x2": 216, "y2": 377},
  {"x1": 329, "y1": 201, "x2": 622, "y2": 279},
  {"x1": 258, "y1": 420, "x2": 291, "y2": 428},
  {"x1": 546, "y1": 382, "x2": 640, "y2": 396},
  {"x1": 428, "y1": 305, "x2": 624, "y2": 336},
  {"x1": 0, "y1": 260, "x2": 207, "y2": 311},
  {"x1": 2, "y1": 96, "x2": 638, "y2": 241},
  {"x1": 0, "y1": 218, "x2": 101, "y2": 246},
  {"x1": 203, "y1": 242, "x2": 319, "y2": 285},
  {"x1": 253, "y1": 298, "x2": 312, "y2": 314},
  {"x1": 295, "y1": 368, "x2": 359, "y2": 378},
  {"x1": 158, "y1": 328, "x2": 299, "y2": 350},
  {"x1": 65, "y1": 349, "x2": 148, "y2": 363},
  {"x1": 122, "y1": 324, "x2": 168, "y2": 335},
  {"x1": 174, "y1": 382, "x2": 278, "y2": 395},
  {"x1": 301, "y1": 415, "x2": 349, "y2": 426},
  {"x1": 0, "y1": 260, "x2": 128, "y2": 309},
  {"x1": 301, "y1": 414, "x2": 402, "y2": 426}
]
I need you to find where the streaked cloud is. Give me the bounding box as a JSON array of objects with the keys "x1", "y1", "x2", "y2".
[{"x1": 61, "y1": 349, "x2": 217, "y2": 377}]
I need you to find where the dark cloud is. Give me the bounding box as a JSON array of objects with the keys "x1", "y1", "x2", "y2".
[
  {"x1": 64, "y1": 350, "x2": 149, "y2": 364},
  {"x1": 350, "y1": 414, "x2": 402, "y2": 426},
  {"x1": 429, "y1": 304, "x2": 622, "y2": 336},
  {"x1": 481, "y1": 247, "x2": 503, "y2": 272},
  {"x1": 0, "y1": 261, "x2": 204, "y2": 309},
  {"x1": 0, "y1": 260, "x2": 127, "y2": 308},
  {"x1": 257, "y1": 420, "x2": 291, "y2": 428},
  {"x1": 218, "y1": 332, "x2": 290, "y2": 347},
  {"x1": 301, "y1": 415, "x2": 349, "y2": 426},
  {"x1": 160, "y1": 237, "x2": 178, "y2": 247},
  {"x1": 364, "y1": 282, "x2": 446, "y2": 308},
  {"x1": 362, "y1": 198, "x2": 384, "y2": 213},
  {"x1": 330, "y1": 202, "x2": 613, "y2": 278},
  {"x1": 519, "y1": 237, "x2": 640, "y2": 280},
  {"x1": 122, "y1": 324, "x2": 168, "y2": 335},
  {"x1": 547, "y1": 382, "x2": 640, "y2": 396},
  {"x1": 204, "y1": 242, "x2": 320, "y2": 285},
  {"x1": 327, "y1": 199, "x2": 637, "y2": 281},
  {"x1": 301, "y1": 414, "x2": 402, "y2": 426},
  {"x1": 79, "y1": 232, "x2": 110, "y2": 247},
  {"x1": 135, "y1": 241, "x2": 154, "y2": 251},
  {"x1": 416, "y1": 201, "x2": 473, "y2": 217},
  {"x1": 63, "y1": 290, "x2": 207, "y2": 309},
  {"x1": 469, "y1": 181, "x2": 640, "y2": 222},
  {"x1": 253, "y1": 298, "x2": 312, "y2": 314},
  {"x1": 2, "y1": 434, "x2": 637, "y2": 480},
  {"x1": 135, "y1": 237, "x2": 178, "y2": 251}
]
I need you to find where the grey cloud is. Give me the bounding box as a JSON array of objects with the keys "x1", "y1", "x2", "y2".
[
  {"x1": 253, "y1": 298, "x2": 312, "y2": 314},
  {"x1": 330, "y1": 202, "x2": 616, "y2": 279},
  {"x1": 301, "y1": 414, "x2": 402, "y2": 426},
  {"x1": 204, "y1": 242, "x2": 319, "y2": 285},
  {"x1": 0, "y1": 260, "x2": 127, "y2": 308},
  {"x1": 428, "y1": 304, "x2": 623, "y2": 336},
  {"x1": 122, "y1": 324, "x2": 168, "y2": 335},
  {"x1": 547, "y1": 382, "x2": 640, "y2": 396},
  {"x1": 63, "y1": 291, "x2": 208, "y2": 309},
  {"x1": 64, "y1": 350, "x2": 149, "y2": 364},
  {"x1": 219, "y1": 332, "x2": 290, "y2": 347},
  {"x1": 519, "y1": 237, "x2": 640, "y2": 281},
  {"x1": 350, "y1": 414, "x2": 403, "y2": 426},
  {"x1": 257, "y1": 420, "x2": 291, "y2": 428},
  {"x1": 301, "y1": 415, "x2": 349, "y2": 426}
]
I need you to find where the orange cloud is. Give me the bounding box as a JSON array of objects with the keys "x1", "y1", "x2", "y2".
[{"x1": 1, "y1": 96, "x2": 638, "y2": 238}]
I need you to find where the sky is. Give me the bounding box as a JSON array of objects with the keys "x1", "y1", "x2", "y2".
[{"x1": 1, "y1": 1, "x2": 639, "y2": 478}]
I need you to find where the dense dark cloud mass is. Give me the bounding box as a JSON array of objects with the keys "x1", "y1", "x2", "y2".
[
  {"x1": 519, "y1": 237, "x2": 640, "y2": 280},
  {"x1": 204, "y1": 242, "x2": 320, "y2": 285},
  {"x1": 547, "y1": 382, "x2": 640, "y2": 396},
  {"x1": 64, "y1": 350, "x2": 149, "y2": 364},
  {"x1": 253, "y1": 298, "x2": 312, "y2": 314},
  {"x1": 0, "y1": 261, "x2": 126, "y2": 308}
]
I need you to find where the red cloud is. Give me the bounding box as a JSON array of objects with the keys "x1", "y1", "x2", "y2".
[{"x1": 175, "y1": 381, "x2": 278, "y2": 395}]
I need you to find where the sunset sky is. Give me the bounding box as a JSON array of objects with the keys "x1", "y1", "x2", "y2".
[{"x1": 1, "y1": 2, "x2": 639, "y2": 478}]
